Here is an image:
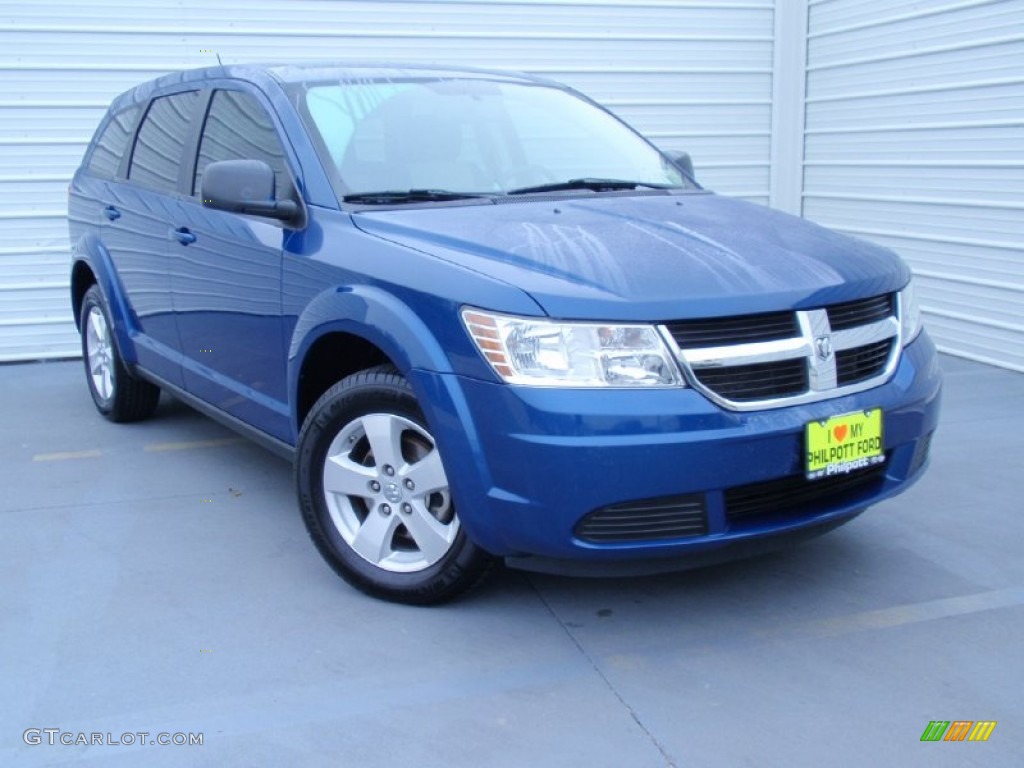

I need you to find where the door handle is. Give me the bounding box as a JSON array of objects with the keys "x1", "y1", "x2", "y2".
[
  {"x1": 103, "y1": 205, "x2": 121, "y2": 221},
  {"x1": 172, "y1": 227, "x2": 197, "y2": 245}
]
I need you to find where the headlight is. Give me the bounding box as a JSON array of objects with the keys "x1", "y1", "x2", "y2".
[
  {"x1": 899, "y1": 280, "x2": 923, "y2": 345},
  {"x1": 462, "y1": 309, "x2": 684, "y2": 387}
]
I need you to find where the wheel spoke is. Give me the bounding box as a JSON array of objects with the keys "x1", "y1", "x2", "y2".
[
  {"x1": 319, "y1": 407, "x2": 463, "y2": 574},
  {"x1": 350, "y1": 509, "x2": 401, "y2": 564},
  {"x1": 401, "y1": 503, "x2": 455, "y2": 563},
  {"x1": 323, "y1": 454, "x2": 377, "y2": 499},
  {"x1": 359, "y1": 413, "x2": 406, "y2": 470},
  {"x1": 89, "y1": 310, "x2": 106, "y2": 344},
  {"x1": 402, "y1": 449, "x2": 448, "y2": 496}
]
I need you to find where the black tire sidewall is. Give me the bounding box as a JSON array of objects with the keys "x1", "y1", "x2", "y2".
[{"x1": 296, "y1": 369, "x2": 488, "y2": 604}]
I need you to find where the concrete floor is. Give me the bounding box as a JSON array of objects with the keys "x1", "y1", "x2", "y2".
[{"x1": 1, "y1": 354, "x2": 1020, "y2": 767}]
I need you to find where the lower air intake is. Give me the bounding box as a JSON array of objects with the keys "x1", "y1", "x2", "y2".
[
  {"x1": 576, "y1": 494, "x2": 708, "y2": 543},
  {"x1": 725, "y1": 462, "x2": 887, "y2": 523}
]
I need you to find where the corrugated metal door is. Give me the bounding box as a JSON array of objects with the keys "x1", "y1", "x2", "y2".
[
  {"x1": 803, "y1": 0, "x2": 1024, "y2": 372},
  {"x1": 1, "y1": 0, "x2": 775, "y2": 362}
]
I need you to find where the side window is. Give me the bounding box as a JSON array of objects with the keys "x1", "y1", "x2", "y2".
[
  {"x1": 128, "y1": 91, "x2": 201, "y2": 193},
  {"x1": 193, "y1": 90, "x2": 290, "y2": 199},
  {"x1": 85, "y1": 105, "x2": 140, "y2": 179}
]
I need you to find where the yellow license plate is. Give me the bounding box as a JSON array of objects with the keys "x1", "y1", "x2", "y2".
[{"x1": 806, "y1": 409, "x2": 884, "y2": 480}]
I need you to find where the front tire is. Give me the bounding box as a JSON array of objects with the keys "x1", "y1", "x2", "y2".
[
  {"x1": 79, "y1": 285, "x2": 160, "y2": 422},
  {"x1": 296, "y1": 366, "x2": 494, "y2": 604}
]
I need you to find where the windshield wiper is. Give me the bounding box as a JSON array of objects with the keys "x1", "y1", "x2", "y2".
[
  {"x1": 505, "y1": 178, "x2": 676, "y2": 195},
  {"x1": 342, "y1": 189, "x2": 492, "y2": 204}
]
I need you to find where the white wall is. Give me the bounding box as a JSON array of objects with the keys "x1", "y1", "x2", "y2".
[{"x1": 803, "y1": 0, "x2": 1024, "y2": 372}]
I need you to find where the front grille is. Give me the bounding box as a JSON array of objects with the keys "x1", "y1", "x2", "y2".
[
  {"x1": 668, "y1": 292, "x2": 899, "y2": 409},
  {"x1": 836, "y1": 339, "x2": 893, "y2": 385},
  {"x1": 575, "y1": 494, "x2": 707, "y2": 543},
  {"x1": 828, "y1": 294, "x2": 895, "y2": 331},
  {"x1": 667, "y1": 311, "x2": 799, "y2": 347},
  {"x1": 692, "y1": 359, "x2": 807, "y2": 402},
  {"x1": 725, "y1": 461, "x2": 887, "y2": 523}
]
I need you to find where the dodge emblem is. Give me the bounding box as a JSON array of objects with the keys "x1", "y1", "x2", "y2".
[{"x1": 815, "y1": 335, "x2": 833, "y2": 362}]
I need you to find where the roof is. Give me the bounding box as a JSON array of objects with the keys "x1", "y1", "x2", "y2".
[
  {"x1": 264, "y1": 61, "x2": 550, "y2": 85},
  {"x1": 106, "y1": 62, "x2": 556, "y2": 113}
]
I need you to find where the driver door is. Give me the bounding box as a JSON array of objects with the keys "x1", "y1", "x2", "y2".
[{"x1": 167, "y1": 88, "x2": 299, "y2": 442}]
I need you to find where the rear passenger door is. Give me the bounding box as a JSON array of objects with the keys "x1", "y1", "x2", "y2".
[
  {"x1": 109, "y1": 90, "x2": 203, "y2": 386},
  {"x1": 168, "y1": 87, "x2": 296, "y2": 441}
]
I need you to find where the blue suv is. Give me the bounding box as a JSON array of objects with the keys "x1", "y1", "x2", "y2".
[{"x1": 69, "y1": 64, "x2": 941, "y2": 603}]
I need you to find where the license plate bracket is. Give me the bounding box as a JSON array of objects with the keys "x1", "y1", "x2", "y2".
[{"x1": 806, "y1": 409, "x2": 884, "y2": 480}]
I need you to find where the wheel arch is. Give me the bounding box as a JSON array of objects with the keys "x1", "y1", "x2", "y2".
[
  {"x1": 288, "y1": 285, "x2": 456, "y2": 438},
  {"x1": 70, "y1": 235, "x2": 139, "y2": 366},
  {"x1": 294, "y1": 332, "x2": 393, "y2": 432},
  {"x1": 70, "y1": 259, "x2": 97, "y2": 332}
]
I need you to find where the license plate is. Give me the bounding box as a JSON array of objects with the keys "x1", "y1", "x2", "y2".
[{"x1": 806, "y1": 409, "x2": 884, "y2": 480}]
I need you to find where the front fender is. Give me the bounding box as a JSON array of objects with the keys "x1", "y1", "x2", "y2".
[
  {"x1": 70, "y1": 233, "x2": 140, "y2": 366},
  {"x1": 287, "y1": 284, "x2": 455, "y2": 433}
]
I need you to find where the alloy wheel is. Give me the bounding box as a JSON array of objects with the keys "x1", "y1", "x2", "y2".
[
  {"x1": 85, "y1": 306, "x2": 114, "y2": 402},
  {"x1": 321, "y1": 412, "x2": 459, "y2": 573}
]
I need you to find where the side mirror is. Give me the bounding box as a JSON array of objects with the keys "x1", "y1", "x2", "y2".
[
  {"x1": 665, "y1": 150, "x2": 695, "y2": 180},
  {"x1": 201, "y1": 159, "x2": 300, "y2": 223}
]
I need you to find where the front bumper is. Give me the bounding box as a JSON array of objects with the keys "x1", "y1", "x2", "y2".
[{"x1": 410, "y1": 333, "x2": 942, "y2": 568}]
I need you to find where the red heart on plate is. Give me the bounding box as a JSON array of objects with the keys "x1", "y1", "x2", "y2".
[{"x1": 833, "y1": 425, "x2": 848, "y2": 442}]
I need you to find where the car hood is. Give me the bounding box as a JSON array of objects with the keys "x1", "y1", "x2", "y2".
[{"x1": 351, "y1": 193, "x2": 910, "y2": 321}]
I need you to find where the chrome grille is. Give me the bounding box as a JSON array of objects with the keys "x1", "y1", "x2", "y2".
[
  {"x1": 836, "y1": 338, "x2": 893, "y2": 385},
  {"x1": 828, "y1": 294, "x2": 895, "y2": 331},
  {"x1": 666, "y1": 311, "x2": 798, "y2": 347},
  {"x1": 692, "y1": 359, "x2": 807, "y2": 401},
  {"x1": 664, "y1": 292, "x2": 901, "y2": 410}
]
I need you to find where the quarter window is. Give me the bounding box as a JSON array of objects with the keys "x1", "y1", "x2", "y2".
[
  {"x1": 85, "y1": 105, "x2": 140, "y2": 179},
  {"x1": 193, "y1": 90, "x2": 290, "y2": 198},
  {"x1": 128, "y1": 91, "x2": 201, "y2": 193}
]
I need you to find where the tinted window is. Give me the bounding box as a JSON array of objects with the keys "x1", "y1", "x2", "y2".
[
  {"x1": 194, "y1": 90, "x2": 290, "y2": 198},
  {"x1": 85, "y1": 106, "x2": 140, "y2": 179},
  {"x1": 128, "y1": 91, "x2": 200, "y2": 193}
]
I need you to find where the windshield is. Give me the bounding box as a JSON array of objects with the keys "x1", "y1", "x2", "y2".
[{"x1": 296, "y1": 78, "x2": 691, "y2": 199}]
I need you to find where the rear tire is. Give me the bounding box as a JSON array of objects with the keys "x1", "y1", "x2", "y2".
[
  {"x1": 296, "y1": 366, "x2": 494, "y2": 604},
  {"x1": 80, "y1": 285, "x2": 160, "y2": 423}
]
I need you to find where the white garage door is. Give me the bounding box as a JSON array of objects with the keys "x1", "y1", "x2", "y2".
[
  {"x1": 803, "y1": 0, "x2": 1024, "y2": 372},
  {"x1": 0, "y1": 0, "x2": 775, "y2": 362}
]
